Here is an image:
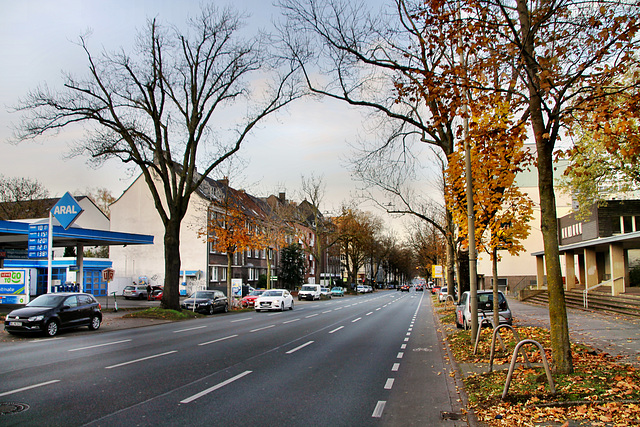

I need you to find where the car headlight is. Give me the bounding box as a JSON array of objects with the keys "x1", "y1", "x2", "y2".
[{"x1": 28, "y1": 315, "x2": 44, "y2": 322}]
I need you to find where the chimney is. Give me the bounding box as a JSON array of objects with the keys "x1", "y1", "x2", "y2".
[{"x1": 279, "y1": 192, "x2": 286, "y2": 203}]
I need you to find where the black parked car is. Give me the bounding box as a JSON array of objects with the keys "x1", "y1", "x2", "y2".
[
  {"x1": 181, "y1": 290, "x2": 228, "y2": 315},
  {"x1": 4, "y1": 292, "x2": 102, "y2": 337}
]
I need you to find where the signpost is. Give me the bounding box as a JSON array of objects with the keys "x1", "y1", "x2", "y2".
[{"x1": 48, "y1": 192, "x2": 84, "y2": 293}]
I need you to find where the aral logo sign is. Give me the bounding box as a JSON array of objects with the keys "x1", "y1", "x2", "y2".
[{"x1": 51, "y1": 192, "x2": 84, "y2": 230}]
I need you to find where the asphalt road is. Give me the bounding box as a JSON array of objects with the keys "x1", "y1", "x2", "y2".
[{"x1": 0, "y1": 290, "x2": 466, "y2": 426}]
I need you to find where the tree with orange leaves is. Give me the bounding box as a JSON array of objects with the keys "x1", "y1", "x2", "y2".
[
  {"x1": 446, "y1": 98, "x2": 534, "y2": 325},
  {"x1": 200, "y1": 184, "x2": 269, "y2": 305}
]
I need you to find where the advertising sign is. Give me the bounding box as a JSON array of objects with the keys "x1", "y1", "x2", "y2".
[
  {"x1": 51, "y1": 192, "x2": 83, "y2": 230},
  {"x1": 0, "y1": 269, "x2": 29, "y2": 305},
  {"x1": 28, "y1": 224, "x2": 49, "y2": 258},
  {"x1": 231, "y1": 278, "x2": 243, "y2": 298},
  {"x1": 432, "y1": 264, "x2": 443, "y2": 279}
]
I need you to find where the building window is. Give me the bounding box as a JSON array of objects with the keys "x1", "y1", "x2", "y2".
[
  {"x1": 624, "y1": 216, "x2": 634, "y2": 234},
  {"x1": 210, "y1": 267, "x2": 218, "y2": 282}
]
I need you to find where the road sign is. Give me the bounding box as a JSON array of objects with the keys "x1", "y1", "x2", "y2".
[
  {"x1": 51, "y1": 192, "x2": 83, "y2": 230},
  {"x1": 102, "y1": 268, "x2": 115, "y2": 282}
]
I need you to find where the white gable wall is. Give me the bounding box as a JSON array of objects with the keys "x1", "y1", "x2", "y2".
[{"x1": 109, "y1": 173, "x2": 208, "y2": 287}]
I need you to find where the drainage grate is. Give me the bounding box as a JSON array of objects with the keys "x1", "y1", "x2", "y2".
[
  {"x1": 0, "y1": 402, "x2": 30, "y2": 415},
  {"x1": 441, "y1": 411, "x2": 463, "y2": 420}
]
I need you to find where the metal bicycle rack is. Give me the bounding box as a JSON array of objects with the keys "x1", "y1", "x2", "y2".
[
  {"x1": 489, "y1": 324, "x2": 532, "y2": 372},
  {"x1": 502, "y1": 339, "x2": 555, "y2": 400},
  {"x1": 473, "y1": 316, "x2": 502, "y2": 355}
]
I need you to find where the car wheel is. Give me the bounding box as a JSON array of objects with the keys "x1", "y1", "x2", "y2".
[
  {"x1": 298, "y1": 297, "x2": 301, "y2": 301},
  {"x1": 45, "y1": 320, "x2": 59, "y2": 337},
  {"x1": 289, "y1": 301, "x2": 294, "y2": 311},
  {"x1": 89, "y1": 315, "x2": 101, "y2": 331},
  {"x1": 256, "y1": 309, "x2": 261, "y2": 312},
  {"x1": 208, "y1": 305, "x2": 215, "y2": 315},
  {"x1": 281, "y1": 303, "x2": 286, "y2": 312}
]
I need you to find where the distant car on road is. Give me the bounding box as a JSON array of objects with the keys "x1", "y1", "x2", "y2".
[
  {"x1": 320, "y1": 287, "x2": 332, "y2": 299},
  {"x1": 123, "y1": 285, "x2": 148, "y2": 300},
  {"x1": 400, "y1": 285, "x2": 410, "y2": 292},
  {"x1": 298, "y1": 284, "x2": 321, "y2": 301},
  {"x1": 181, "y1": 290, "x2": 228, "y2": 315},
  {"x1": 330, "y1": 287, "x2": 345, "y2": 297},
  {"x1": 255, "y1": 289, "x2": 294, "y2": 312},
  {"x1": 4, "y1": 292, "x2": 102, "y2": 337},
  {"x1": 415, "y1": 285, "x2": 424, "y2": 292},
  {"x1": 455, "y1": 290, "x2": 513, "y2": 330}
]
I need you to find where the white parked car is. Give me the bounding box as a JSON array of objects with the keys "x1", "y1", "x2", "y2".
[
  {"x1": 320, "y1": 287, "x2": 332, "y2": 298},
  {"x1": 255, "y1": 289, "x2": 294, "y2": 312}
]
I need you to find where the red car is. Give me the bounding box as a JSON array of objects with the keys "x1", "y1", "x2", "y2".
[
  {"x1": 240, "y1": 289, "x2": 266, "y2": 308},
  {"x1": 148, "y1": 287, "x2": 163, "y2": 301}
]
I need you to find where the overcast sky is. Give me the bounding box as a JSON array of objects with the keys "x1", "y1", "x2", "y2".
[{"x1": 0, "y1": 0, "x2": 434, "y2": 234}]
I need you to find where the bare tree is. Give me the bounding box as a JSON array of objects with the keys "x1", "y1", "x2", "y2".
[
  {"x1": 14, "y1": 6, "x2": 302, "y2": 309},
  {"x1": 0, "y1": 175, "x2": 50, "y2": 220}
]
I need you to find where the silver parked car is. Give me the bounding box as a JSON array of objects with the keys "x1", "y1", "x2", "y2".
[{"x1": 455, "y1": 290, "x2": 512, "y2": 330}]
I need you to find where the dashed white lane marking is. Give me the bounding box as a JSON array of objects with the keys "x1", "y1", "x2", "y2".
[
  {"x1": 372, "y1": 401, "x2": 386, "y2": 418},
  {"x1": 352, "y1": 317, "x2": 362, "y2": 323},
  {"x1": 392, "y1": 363, "x2": 400, "y2": 371},
  {"x1": 384, "y1": 378, "x2": 395, "y2": 389},
  {"x1": 250, "y1": 325, "x2": 275, "y2": 332},
  {"x1": 397, "y1": 352, "x2": 404, "y2": 359},
  {"x1": 366, "y1": 312, "x2": 373, "y2": 316},
  {"x1": 199, "y1": 335, "x2": 238, "y2": 346},
  {"x1": 305, "y1": 314, "x2": 319, "y2": 318},
  {"x1": 231, "y1": 318, "x2": 252, "y2": 323},
  {"x1": 69, "y1": 339, "x2": 131, "y2": 352},
  {"x1": 105, "y1": 351, "x2": 177, "y2": 369},
  {"x1": 329, "y1": 326, "x2": 344, "y2": 334},
  {"x1": 180, "y1": 371, "x2": 252, "y2": 404},
  {"x1": 401, "y1": 344, "x2": 407, "y2": 349},
  {"x1": 0, "y1": 380, "x2": 60, "y2": 397},
  {"x1": 286, "y1": 341, "x2": 314, "y2": 354},
  {"x1": 283, "y1": 318, "x2": 300, "y2": 324},
  {"x1": 174, "y1": 325, "x2": 207, "y2": 333}
]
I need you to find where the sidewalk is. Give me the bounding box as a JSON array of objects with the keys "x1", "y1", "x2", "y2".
[{"x1": 508, "y1": 298, "x2": 640, "y2": 366}]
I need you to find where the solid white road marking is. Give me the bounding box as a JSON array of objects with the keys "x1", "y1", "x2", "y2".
[
  {"x1": 0, "y1": 380, "x2": 60, "y2": 397},
  {"x1": 180, "y1": 371, "x2": 252, "y2": 404}
]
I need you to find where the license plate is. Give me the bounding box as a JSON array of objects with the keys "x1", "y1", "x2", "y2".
[{"x1": 9, "y1": 321, "x2": 22, "y2": 326}]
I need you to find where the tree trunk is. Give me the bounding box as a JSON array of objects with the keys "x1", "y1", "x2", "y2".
[
  {"x1": 492, "y1": 246, "x2": 499, "y2": 328},
  {"x1": 516, "y1": 0, "x2": 573, "y2": 375},
  {"x1": 161, "y1": 218, "x2": 182, "y2": 311},
  {"x1": 537, "y1": 140, "x2": 573, "y2": 374},
  {"x1": 227, "y1": 251, "x2": 233, "y2": 305}
]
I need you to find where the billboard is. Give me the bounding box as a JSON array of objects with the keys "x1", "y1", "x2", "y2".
[{"x1": 0, "y1": 269, "x2": 31, "y2": 305}]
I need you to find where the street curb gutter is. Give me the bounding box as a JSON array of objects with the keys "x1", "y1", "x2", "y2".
[{"x1": 430, "y1": 299, "x2": 479, "y2": 427}]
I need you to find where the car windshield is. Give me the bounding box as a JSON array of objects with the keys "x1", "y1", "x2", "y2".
[
  {"x1": 26, "y1": 294, "x2": 65, "y2": 307},
  {"x1": 249, "y1": 290, "x2": 264, "y2": 296},
  {"x1": 331, "y1": 287, "x2": 341, "y2": 291},
  {"x1": 263, "y1": 290, "x2": 283, "y2": 297},
  {"x1": 301, "y1": 286, "x2": 315, "y2": 291},
  {"x1": 191, "y1": 291, "x2": 215, "y2": 299},
  {"x1": 124, "y1": 286, "x2": 134, "y2": 290}
]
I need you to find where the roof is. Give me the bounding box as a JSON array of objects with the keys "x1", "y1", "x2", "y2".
[
  {"x1": 0, "y1": 220, "x2": 154, "y2": 250},
  {"x1": 532, "y1": 230, "x2": 640, "y2": 256}
]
